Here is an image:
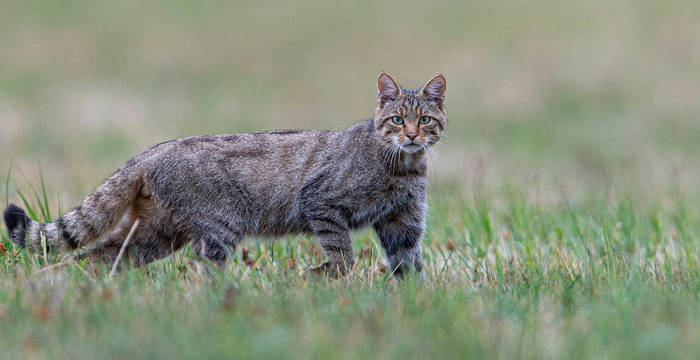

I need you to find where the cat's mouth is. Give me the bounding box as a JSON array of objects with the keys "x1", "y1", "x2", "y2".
[{"x1": 401, "y1": 143, "x2": 423, "y2": 154}]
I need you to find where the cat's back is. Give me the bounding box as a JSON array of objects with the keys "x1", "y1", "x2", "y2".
[
  {"x1": 140, "y1": 128, "x2": 336, "y2": 174},
  {"x1": 132, "y1": 126, "x2": 353, "y2": 204},
  {"x1": 140, "y1": 120, "x2": 377, "y2": 179}
]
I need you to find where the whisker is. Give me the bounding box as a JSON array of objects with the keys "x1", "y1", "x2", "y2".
[
  {"x1": 392, "y1": 144, "x2": 401, "y2": 173},
  {"x1": 381, "y1": 143, "x2": 399, "y2": 171},
  {"x1": 382, "y1": 145, "x2": 393, "y2": 168},
  {"x1": 426, "y1": 145, "x2": 438, "y2": 177},
  {"x1": 422, "y1": 144, "x2": 432, "y2": 177}
]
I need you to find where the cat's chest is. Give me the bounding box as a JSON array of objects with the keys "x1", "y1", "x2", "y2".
[{"x1": 348, "y1": 177, "x2": 425, "y2": 228}]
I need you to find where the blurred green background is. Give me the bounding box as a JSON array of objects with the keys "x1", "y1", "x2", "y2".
[{"x1": 1, "y1": 0, "x2": 700, "y2": 205}]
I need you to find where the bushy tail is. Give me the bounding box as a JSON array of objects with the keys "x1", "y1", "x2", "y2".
[{"x1": 3, "y1": 165, "x2": 143, "y2": 253}]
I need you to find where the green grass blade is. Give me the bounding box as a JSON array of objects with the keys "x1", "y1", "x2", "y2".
[
  {"x1": 16, "y1": 189, "x2": 38, "y2": 221},
  {"x1": 40, "y1": 170, "x2": 52, "y2": 222},
  {"x1": 14, "y1": 165, "x2": 49, "y2": 223},
  {"x1": 3, "y1": 163, "x2": 11, "y2": 209}
]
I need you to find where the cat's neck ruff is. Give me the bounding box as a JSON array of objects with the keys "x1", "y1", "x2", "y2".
[{"x1": 377, "y1": 142, "x2": 428, "y2": 177}]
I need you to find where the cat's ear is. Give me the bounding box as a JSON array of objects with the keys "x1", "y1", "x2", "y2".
[
  {"x1": 377, "y1": 72, "x2": 401, "y2": 108},
  {"x1": 420, "y1": 73, "x2": 446, "y2": 104}
]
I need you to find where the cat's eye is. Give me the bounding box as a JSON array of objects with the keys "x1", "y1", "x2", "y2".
[
  {"x1": 419, "y1": 116, "x2": 432, "y2": 125},
  {"x1": 390, "y1": 116, "x2": 404, "y2": 125}
]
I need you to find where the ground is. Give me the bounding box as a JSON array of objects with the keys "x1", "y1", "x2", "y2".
[{"x1": 2, "y1": 0, "x2": 700, "y2": 359}]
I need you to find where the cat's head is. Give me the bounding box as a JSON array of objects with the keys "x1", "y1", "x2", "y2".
[{"x1": 374, "y1": 72, "x2": 447, "y2": 154}]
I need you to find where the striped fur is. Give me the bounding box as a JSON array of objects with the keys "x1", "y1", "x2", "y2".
[{"x1": 3, "y1": 73, "x2": 447, "y2": 275}]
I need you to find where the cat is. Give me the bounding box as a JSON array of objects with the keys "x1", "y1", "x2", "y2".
[{"x1": 3, "y1": 72, "x2": 447, "y2": 276}]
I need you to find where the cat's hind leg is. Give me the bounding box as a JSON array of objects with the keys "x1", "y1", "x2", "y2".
[
  {"x1": 75, "y1": 217, "x2": 186, "y2": 269},
  {"x1": 186, "y1": 217, "x2": 244, "y2": 267},
  {"x1": 74, "y1": 211, "x2": 138, "y2": 265},
  {"x1": 75, "y1": 194, "x2": 186, "y2": 269}
]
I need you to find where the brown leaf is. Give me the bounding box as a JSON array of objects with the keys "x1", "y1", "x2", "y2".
[
  {"x1": 33, "y1": 303, "x2": 52, "y2": 323},
  {"x1": 221, "y1": 286, "x2": 237, "y2": 311},
  {"x1": 501, "y1": 229, "x2": 512, "y2": 240},
  {"x1": 22, "y1": 334, "x2": 39, "y2": 353},
  {"x1": 100, "y1": 287, "x2": 113, "y2": 301},
  {"x1": 241, "y1": 248, "x2": 254, "y2": 267},
  {"x1": 251, "y1": 304, "x2": 265, "y2": 316}
]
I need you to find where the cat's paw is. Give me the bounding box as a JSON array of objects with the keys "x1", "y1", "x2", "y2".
[
  {"x1": 388, "y1": 262, "x2": 424, "y2": 282},
  {"x1": 306, "y1": 262, "x2": 326, "y2": 275},
  {"x1": 306, "y1": 261, "x2": 352, "y2": 278}
]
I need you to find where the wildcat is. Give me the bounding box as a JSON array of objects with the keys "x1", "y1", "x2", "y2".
[{"x1": 3, "y1": 72, "x2": 447, "y2": 276}]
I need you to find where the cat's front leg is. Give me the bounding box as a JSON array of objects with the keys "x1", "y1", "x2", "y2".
[
  {"x1": 373, "y1": 212, "x2": 424, "y2": 277},
  {"x1": 307, "y1": 215, "x2": 355, "y2": 276}
]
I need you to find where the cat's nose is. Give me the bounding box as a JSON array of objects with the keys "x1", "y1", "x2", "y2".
[{"x1": 406, "y1": 132, "x2": 418, "y2": 141}]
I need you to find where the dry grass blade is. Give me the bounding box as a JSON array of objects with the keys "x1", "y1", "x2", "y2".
[{"x1": 109, "y1": 219, "x2": 140, "y2": 277}]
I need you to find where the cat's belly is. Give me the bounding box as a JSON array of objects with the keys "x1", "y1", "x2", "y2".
[
  {"x1": 245, "y1": 200, "x2": 309, "y2": 237},
  {"x1": 247, "y1": 196, "x2": 396, "y2": 237},
  {"x1": 348, "y1": 200, "x2": 395, "y2": 230}
]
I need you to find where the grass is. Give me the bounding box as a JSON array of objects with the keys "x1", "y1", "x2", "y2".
[
  {"x1": 3, "y1": 0, "x2": 700, "y2": 358},
  {"x1": 2, "y1": 179, "x2": 700, "y2": 359}
]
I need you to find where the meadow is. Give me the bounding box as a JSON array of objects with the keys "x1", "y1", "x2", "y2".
[{"x1": 2, "y1": 0, "x2": 700, "y2": 358}]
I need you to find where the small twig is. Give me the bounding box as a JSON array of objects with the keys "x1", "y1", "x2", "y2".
[
  {"x1": 35, "y1": 258, "x2": 72, "y2": 274},
  {"x1": 438, "y1": 251, "x2": 454, "y2": 279},
  {"x1": 72, "y1": 261, "x2": 98, "y2": 284},
  {"x1": 34, "y1": 255, "x2": 97, "y2": 284},
  {"x1": 109, "y1": 219, "x2": 140, "y2": 277}
]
